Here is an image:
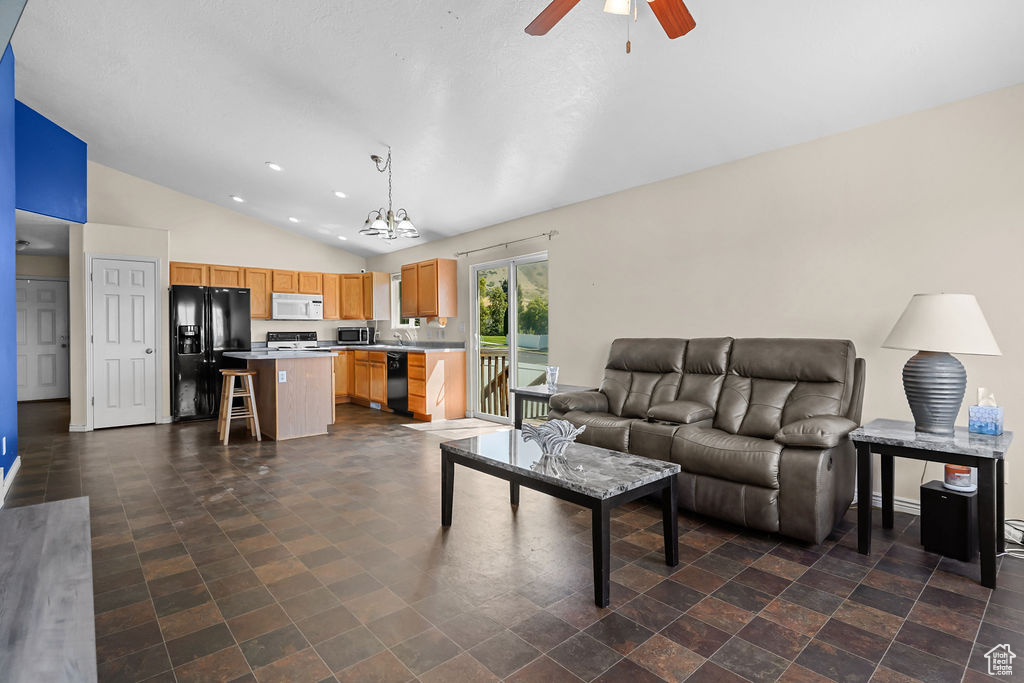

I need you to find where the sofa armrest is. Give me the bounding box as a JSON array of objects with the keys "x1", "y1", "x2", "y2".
[
  {"x1": 647, "y1": 400, "x2": 714, "y2": 425},
  {"x1": 549, "y1": 391, "x2": 609, "y2": 414},
  {"x1": 775, "y1": 416, "x2": 858, "y2": 449}
]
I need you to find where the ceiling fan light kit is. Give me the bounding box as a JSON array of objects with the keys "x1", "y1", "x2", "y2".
[
  {"x1": 358, "y1": 147, "x2": 420, "y2": 241},
  {"x1": 526, "y1": 0, "x2": 695, "y2": 52}
]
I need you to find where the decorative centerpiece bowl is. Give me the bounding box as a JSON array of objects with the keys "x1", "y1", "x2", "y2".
[
  {"x1": 521, "y1": 419, "x2": 586, "y2": 457},
  {"x1": 522, "y1": 420, "x2": 587, "y2": 481}
]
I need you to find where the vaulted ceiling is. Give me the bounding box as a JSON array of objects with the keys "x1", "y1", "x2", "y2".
[{"x1": 11, "y1": 1, "x2": 1024, "y2": 256}]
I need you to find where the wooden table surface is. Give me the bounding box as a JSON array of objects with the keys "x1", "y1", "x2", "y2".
[{"x1": 0, "y1": 497, "x2": 96, "y2": 682}]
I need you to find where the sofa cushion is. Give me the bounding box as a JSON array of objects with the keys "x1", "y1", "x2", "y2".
[
  {"x1": 600, "y1": 338, "x2": 687, "y2": 418},
  {"x1": 647, "y1": 400, "x2": 714, "y2": 424},
  {"x1": 713, "y1": 339, "x2": 856, "y2": 438},
  {"x1": 677, "y1": 337, "x2": 733, "y2": 409},
  {"x1": 562, "y1": 411, "x2": 637, "y2": 452},
  {"x1": 673, "y1": 427, "x2": 782, "y2": 489},
  {"x1": 629, "y1": 420, "x2": 682, "y2": 462}
]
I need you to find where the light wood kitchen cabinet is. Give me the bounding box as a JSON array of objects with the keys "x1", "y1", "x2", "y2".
[
  {"x1": 341, "y1": 274, "x2": 364, "y2": 320},
  {"x1": 362, "y1": 272, "x2": 390, "y2": 321},
  {"x1": 208, "y1": 265, "x2": 244, "y2": 288},
  {"x1": 322, "y1": 273, "x2": 341, "y2": 320},
  {"x1": 298, "y1": 271, "x2": 323, "y2": 295},
  {"x1": 353, "y1": 351, "x2": 370, "y2": 401},
  {"x1": 333, "y1": 350, "x2": 352, "y2": 403},
  {"x1": 400, "y1": 258, "x2": 457, "y2": 321},
  {"x1": 341, "y1": 272, "x2": 390, "y2": 320},
  {"x1": 407, "y1": 351, "x2": 466, "y2": 421},
  {"x1": 368, "y1": 351, "x2": 387, "y2": 405},
  {"x1": 400, "y1": 263, "x2": 417, "y2": 318},
  {"x1": 272, "y1": 270, "x2": 299, "y2": 293},
  {"x1": 169, "y1": 261, "x2": 208, "y2": 286},
  {"x1": 245, "y1": 268, "x2": 273, "y2": 319}
]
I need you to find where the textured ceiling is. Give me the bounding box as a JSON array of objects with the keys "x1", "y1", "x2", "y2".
[
  {"x1": 11, "y1": 1, "x2": 1024, "y2": 257},
  {"x1": 15, "y1": 210, "x2": 69, "y2": 255}
]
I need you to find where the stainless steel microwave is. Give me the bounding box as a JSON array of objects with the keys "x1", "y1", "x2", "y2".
[{"x1": 337, "y1": 327, "x2": 373, "y2": 344}]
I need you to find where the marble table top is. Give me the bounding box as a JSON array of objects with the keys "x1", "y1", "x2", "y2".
[
  {"x1": 440, "y1": 429, "x2": 679, "y2": 500},
  {"x1": 512, "y1": 384, "x2": 596, "y2": 398},
  {"x1": 850, "y1": 418, "x2": 1013, "y2": 459}
]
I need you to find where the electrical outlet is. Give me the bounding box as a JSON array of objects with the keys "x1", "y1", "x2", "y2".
[{"x1": 278, "y1": 370, "x2": 287, "y2": 383}]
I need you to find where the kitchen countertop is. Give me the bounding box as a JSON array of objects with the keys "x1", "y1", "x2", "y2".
[
  {"x1": 322, "y1": 345, "x2": 466, "y2": 353},
  {"x1": 224, "y1": 350, "x2": 336, "y2": 360}
]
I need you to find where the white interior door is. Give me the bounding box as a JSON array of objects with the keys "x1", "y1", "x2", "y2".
[
  {"x1": 16, "y1": 279, "x2": 70, "y2": 401},
  {"x1": 92, "y1": 258, "x2": 157, "y2": 428}
]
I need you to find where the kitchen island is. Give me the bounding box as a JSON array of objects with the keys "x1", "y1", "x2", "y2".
[{"x1": 223, "y1": 351, "x2": 334, "y2": 440}]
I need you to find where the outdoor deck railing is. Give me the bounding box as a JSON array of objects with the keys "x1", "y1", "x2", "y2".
[{"x1": 479, "y1": 347, "x2": 548, "y2": 420}]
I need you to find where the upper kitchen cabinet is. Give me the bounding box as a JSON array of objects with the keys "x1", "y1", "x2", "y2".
[
  {"x1": 341, "y1": 272, "x2": 390, "y2": 320},
  {"x1": 272, "y1": 270, "x2": 298, "y2": 293},
  {"x1": 322, "y1": 273, "x2": 341, "y2": 320},
  {"x1": 209, "y1": 265, "x2": 244, "y2": 288},
  {"x1": 401, "y1": 258, "x2": 457, "y2": 321},
  {"x1": 245, "y1": 268, "x2": 272, "y2": 319},
  {"x1": 169, "y1": 261, "x2": 208, "y2": 286},
  {"x1": 298, "y1": 272, "x2": 323, "y2": 295}
]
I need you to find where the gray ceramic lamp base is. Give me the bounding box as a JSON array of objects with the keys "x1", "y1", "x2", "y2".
[{"x1": 902, "y1": 351, "x2": 966, "y2": 435}]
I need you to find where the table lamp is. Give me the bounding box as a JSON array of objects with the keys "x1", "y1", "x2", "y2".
[{"x1": 882, "y1": 293, "x2": 1001, "y2": 435}]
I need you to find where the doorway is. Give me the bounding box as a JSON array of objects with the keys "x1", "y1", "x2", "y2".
[
  {"x1": 471, "y1": 253, "x2": 549, "y2": 422},
  {"x1": 90, "y1": 257, "x2": 158, "y2": 428},
  {"x1": 16, "y1": 278, "x2": 69, "y2": 401}
]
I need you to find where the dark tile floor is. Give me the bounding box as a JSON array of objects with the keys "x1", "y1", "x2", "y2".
[{"x1": 8, "y1": 400, "x2": 1024, "y2": 682}]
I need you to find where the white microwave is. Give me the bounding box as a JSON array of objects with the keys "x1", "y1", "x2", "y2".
[{"x1": 271, "y1": 292, "x2": 323, "y2": 320}]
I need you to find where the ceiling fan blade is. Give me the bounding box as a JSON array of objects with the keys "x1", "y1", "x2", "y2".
[
  {"x1": 647, "y1": 0, "x2": 696, "y2": 39},
  {"x1": 525, "y1": 0, "x2": 583, "y2": 35}
]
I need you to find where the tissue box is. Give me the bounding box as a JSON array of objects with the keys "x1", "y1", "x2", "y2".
[{"x1": 969, "y1": 405, "x2": 1003, "y2": 435}]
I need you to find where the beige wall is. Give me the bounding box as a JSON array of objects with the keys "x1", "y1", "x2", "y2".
[
  {"x1": 68, "y1": 163, "x2": 368, "y2": 427},
  {"x1": 16, "y1": 254, "x2": 70, "y2": 278},
  {"x1": 368, "y1": 83, "x2": 1024, "y2": 517}
]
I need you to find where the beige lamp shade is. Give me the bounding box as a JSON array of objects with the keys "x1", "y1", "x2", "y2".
[{"x1": 882, "y1": 293, "x2": 1001, "y2": 356}]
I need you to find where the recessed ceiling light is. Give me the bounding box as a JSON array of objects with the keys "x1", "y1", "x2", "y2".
[
  {"x1": 333, "y1": 191, "x2": 347, "y2": 199},
  {"x1": 266, "y1": 162, "x2": 283, "y2": 171},
  {"x1": 337, "y1": 235, "x2": 347, "y2": 241},
  {"x1": 230, "y1": 195, "x2": 245, "y2": 203},
  {"x1": 288, "y1": 217, "x2": 300, "y2": 223}
]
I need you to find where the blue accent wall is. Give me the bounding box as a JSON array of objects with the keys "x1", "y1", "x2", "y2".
[
  {"x1": 0, "y1": 45, "x2": 17, "y2": 478},
  {"x1": 15, "y1": 100, "x2": 86, "y2": 223}
]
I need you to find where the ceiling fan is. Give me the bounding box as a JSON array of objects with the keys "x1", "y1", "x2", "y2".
[{"x1": 525, "y1": 0, "x2": 696, "y2": 45}]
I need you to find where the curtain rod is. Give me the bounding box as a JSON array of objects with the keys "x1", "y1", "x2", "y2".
[{"x1": 454, "y1": 230, "x2": 558, "y2": 258}]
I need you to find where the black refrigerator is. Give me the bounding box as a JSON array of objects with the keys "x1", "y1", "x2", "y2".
[{"x1": 171, "y1": 285, "x2": 251, "y2": 421}]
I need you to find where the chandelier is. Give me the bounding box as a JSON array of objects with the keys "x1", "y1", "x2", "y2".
[{"x1": 359, "y1": 147, "x2": 419, "y2": 240}]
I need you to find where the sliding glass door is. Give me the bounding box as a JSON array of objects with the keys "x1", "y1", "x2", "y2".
[{"x1": 471, "y1": 253, "x2": 549, "y2": 422}]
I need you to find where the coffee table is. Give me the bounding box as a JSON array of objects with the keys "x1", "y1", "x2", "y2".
[{"x1": 439, "y1": 430, "x2": 681, "y2": 607}]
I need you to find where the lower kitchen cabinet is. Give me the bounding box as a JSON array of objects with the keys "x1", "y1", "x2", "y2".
[
  {"x1": 333, "y1": 350, "x2": 352, "y2": 403},
  {"x1": 369, "y1": 357, "x2": 387, "y2": 404},
  {"x1": 354, "y1": 357, "x2": 369, "y2": 401},
  {"x1": 407, "y1": 352, "x2": 465, "y2": 421}
]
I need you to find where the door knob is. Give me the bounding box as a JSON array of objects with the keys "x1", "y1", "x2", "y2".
[{"x1": 145, "y1": 348, "x2": 154, "y2": 354}]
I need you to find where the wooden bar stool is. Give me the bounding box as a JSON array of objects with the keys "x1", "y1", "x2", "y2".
[{"x1": 218, "y1": 369, "x2": 261, "y2": 445}]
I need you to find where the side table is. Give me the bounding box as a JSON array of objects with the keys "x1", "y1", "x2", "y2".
[
  {"x1": 850, "y1": 418, "x2": 1012, "y2": 589},
  {"x1": 511, "y1": 384, "x2": 596, "y2": 430}
]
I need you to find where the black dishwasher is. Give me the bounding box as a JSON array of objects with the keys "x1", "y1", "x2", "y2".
[{"x1": 386, "y1": 352, "x2": 409, "y2": 415}]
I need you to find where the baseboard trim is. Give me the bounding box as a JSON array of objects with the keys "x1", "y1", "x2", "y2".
[
  {"x1": 0, "y1": 456, "x2": 22, "y2": 508},
  {"x1": 68, "y1": 424, "x2": 91, "y2": 433},
  {"x1": 870, "y1": 491, "x2": 921, "y2": 516},
  {"x1": 156, "y1": 416, "x2": 172, "y2": 424}
]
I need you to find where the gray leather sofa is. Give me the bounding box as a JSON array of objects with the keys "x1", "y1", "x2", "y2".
[{"x1": 549, "y1": 338, "x2": 865, "y2": 544}]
